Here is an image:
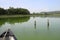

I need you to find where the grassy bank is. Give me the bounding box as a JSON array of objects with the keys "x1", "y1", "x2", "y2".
[
  {"x1": 0, "y1": 14, "x2": 60, "y2": 18},
  {"x1": 0, "y1": 15, "x2": 42, "y2": 18}
]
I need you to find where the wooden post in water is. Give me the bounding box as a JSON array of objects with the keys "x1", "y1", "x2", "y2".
[
  {"x1": 34, "y1": 20, "x2": 36, "y2": 29},
  {"x1": 47, "y1": 19, "x2": 49, "y2": 30}
]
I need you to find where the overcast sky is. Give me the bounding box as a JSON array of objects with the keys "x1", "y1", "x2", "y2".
[{"x1": 0, "y1": 0, "x2": 60, "y2": 13}]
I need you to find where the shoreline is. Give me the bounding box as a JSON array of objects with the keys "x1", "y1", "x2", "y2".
[
  {"x1": 0, "y1": 14, "x2": 60, "y2": 18},
  {"x1": 0, "y1": 15, "x2": 30, "y2": 17}
]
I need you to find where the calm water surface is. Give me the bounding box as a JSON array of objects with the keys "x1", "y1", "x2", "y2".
[{"x1": 0, "y1": 16, "x2": 60, "y2": 40}]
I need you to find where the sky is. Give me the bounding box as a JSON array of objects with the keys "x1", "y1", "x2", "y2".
[{"x1": 0, "y1": 0, "x2": 60, "y2": 13}]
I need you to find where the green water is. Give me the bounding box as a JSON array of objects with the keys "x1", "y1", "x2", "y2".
[{"x1": 0, "y1": 16, "x2": 60, "y2": 40}]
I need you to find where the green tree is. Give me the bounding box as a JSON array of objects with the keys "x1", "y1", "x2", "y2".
[
  {"x1": 7, "y1": 7, "x2": 15, "y2": 15},
  {"x1": 7, "y1": 7, "x2": 30, "y2": 15},
  {"x1": 0, "y1": 7, "x2": 30, "y2": 15},
  {"x1": 0, "y1": 8, "x2": 7, "y2": 15}
]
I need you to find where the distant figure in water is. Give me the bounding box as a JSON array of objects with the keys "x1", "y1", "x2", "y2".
[
  {"x1": 34, "y1": 20, "x2": 36, "y2": 29},
  {"x1": 47, "y1": 19, "x2": 49, "y2": 30}
]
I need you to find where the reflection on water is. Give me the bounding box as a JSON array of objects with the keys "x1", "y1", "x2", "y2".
[
  {"x1": 0, "y1": 16, "x2": 60, "y2": 40},
  {"x1": 0, "y1": 16, "x2": 30, "y2": 26}
]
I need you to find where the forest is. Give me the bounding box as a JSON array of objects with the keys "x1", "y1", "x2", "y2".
[{"x1": 0, "y1": 7, "x2": 30, "y2": 15}]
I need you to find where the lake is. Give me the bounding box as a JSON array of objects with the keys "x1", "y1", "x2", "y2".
[{"x1": 0, "y1": 16, "x2": 60, "y2": 40}]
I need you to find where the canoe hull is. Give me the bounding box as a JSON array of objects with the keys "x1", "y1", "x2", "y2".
[{"x1": 0, "y1": 29, "x2": 17, "y2": 40}]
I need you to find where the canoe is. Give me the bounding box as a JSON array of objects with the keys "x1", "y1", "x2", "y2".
[{"x1": 0, "y1": 29, "x2": 17, "y2": 40}]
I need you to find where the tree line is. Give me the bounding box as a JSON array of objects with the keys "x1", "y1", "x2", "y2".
[{"x1": 0, "y1": 7, "x2": 30, "y2": 15}]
